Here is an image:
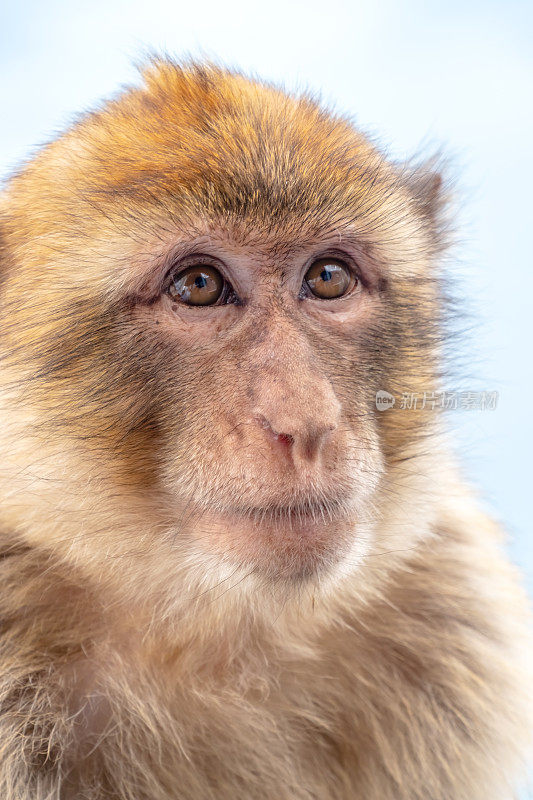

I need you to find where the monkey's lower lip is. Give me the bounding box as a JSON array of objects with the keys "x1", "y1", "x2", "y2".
[
  {"x1": 186, "y1": 494, "x2": 357, "y2": 581},
  {"x1": 224, "y1": 497, "x2": 351, "y2": 526}
]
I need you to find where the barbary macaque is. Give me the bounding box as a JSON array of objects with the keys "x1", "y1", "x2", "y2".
[{"x1": 0, "y1": 59, "x2": 531, "y2": 800}]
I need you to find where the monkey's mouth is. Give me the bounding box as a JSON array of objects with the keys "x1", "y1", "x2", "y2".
[
  {"x1": 227, "y1": 495, "x2": 353, "y2": 528},
  {"x1": 187, "y1": 493, "x2": 359, "y2": 582}
]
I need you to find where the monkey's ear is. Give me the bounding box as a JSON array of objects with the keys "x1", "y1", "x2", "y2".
[{"x1": 401, "y1": 156, "x2": 447, "y2": 224}]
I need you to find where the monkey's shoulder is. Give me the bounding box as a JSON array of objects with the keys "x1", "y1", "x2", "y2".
[{"x1": 307, "y1": 507, "x2": 532, "y2": 799}]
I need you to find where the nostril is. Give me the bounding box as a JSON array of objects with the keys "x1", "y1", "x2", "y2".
[
  {"x1": 275, "y1": 432, "x2": 294, "y2": 447},
  {"x1": 255, "y1": 415, "x2": 294, "y2": 448}
]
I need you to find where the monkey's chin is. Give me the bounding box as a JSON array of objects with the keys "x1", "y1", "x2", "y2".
[{"x1": 188, "y1": 505, "x2": 360, "y2": 584}]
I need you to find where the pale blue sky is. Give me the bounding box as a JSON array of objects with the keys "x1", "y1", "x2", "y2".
[{"x1": 1, "y1": 0, "x2": 532, "y2": 790}]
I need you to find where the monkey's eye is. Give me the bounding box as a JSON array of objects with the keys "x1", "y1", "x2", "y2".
[
  {"x1": 304, "y1": 258, "x2": 357, "y2": 299},
  {"x1": 168, "y1": 265, "x2": 224, "y2": 306}
]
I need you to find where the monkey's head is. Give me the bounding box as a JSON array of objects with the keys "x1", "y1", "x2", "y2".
[{"x1": 0, "y1": 61, "x2": 447, "y2": 614}]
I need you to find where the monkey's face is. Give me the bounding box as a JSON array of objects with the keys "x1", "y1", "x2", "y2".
[
  {"x1": 128, "y1": 223, "x2": 387, "y2": 584},
  {"x1": 0, "y1": 63, "x2": 443, "y2": 602}
]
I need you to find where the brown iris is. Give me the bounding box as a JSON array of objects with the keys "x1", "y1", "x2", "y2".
[
  {"x1": 169, "y1": 265, "x2": 224, "y2": 306},
  {"x1": 304, "y1": 258, "x2": 355, "y2": 299}
]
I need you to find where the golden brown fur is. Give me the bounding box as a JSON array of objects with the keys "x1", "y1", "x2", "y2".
[{"x1": 0, "y1": 59, "x2": 531, "y2": 799}]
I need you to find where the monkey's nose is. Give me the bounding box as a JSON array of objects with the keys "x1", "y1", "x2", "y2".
[{"x1": 254, "y1": 403, "x2": 339, "y2": 464}]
